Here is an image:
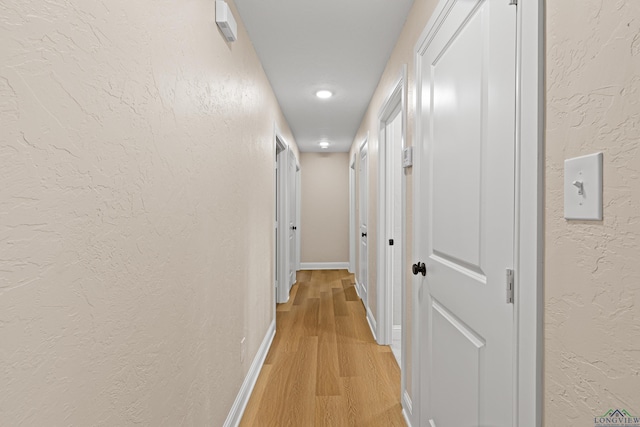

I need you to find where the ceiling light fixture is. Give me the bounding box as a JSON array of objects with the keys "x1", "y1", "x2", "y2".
[
  {"x1": 316, "y1": 90, "x2": 333, "y2": 99},
  {"x1": 319, "y1": 141, "x2": 330, "y2": 149}
]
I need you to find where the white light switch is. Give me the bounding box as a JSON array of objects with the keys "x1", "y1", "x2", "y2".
[{"x1": 564, "y1": 152, "x2": 603, "y2": 220}]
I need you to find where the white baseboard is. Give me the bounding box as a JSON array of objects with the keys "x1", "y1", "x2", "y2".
[
  {"x1": 393, "y1": 325, "x2": 402, "y2": 341},
  {"x1": 299, "y1": 262, "x2": 349, "y2": 270},
  {"x1": 223, "y1": 319, "x2": 276, "y2": 427},
  {"x1": 402, "y1": 390, "x2": 413, "y2": 427},
  {"x1": 354, "y1": 279, "x2": 362, "y2": 298},
  {"x1": 366, "y1": 306, "x2": 377, "y2": 341}
]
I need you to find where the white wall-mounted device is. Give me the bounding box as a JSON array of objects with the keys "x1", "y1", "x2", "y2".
[
  {"x1": 564, "y1": 152, "x2": 603, "y2": 220},
  {"x1": 216, "y1": 1, "x2": 237, "y2": 42},
  {"x1": 402, "y1": 147, "x2": 413, "y2": 168}
]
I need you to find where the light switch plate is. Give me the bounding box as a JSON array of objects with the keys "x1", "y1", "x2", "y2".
[{"x1": 564, "y1": 152, "x2": 603, "y2": 220}]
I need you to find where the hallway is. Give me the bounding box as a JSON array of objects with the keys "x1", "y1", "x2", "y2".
[{"x1": 240, "y1": 270, "x2": 405, "y2": 426}]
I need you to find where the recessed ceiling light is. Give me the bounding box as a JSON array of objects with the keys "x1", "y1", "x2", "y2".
[
  {"x1": 319, "y1": 141, "x2": 330, "y2": 149},
  {"x1": 316, "y1": 90, "x2": 333, "y2": 99}
]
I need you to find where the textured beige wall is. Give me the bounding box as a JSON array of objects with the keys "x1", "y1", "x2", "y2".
[
  {"x1": 300, "y1": 153, "x2": 350, "y2": 264},
  {"x1": 546, "y1": 0, "x2": 640, "y2": 424},
  {"x1": 349, "y1": 0, "x2": 439, "y2": 402},
  {"x1": 0, "y1": 0, "x2": 297, "y2": 424}
]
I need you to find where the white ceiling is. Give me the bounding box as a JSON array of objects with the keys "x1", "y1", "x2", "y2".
[{"x1": 232, "y1": 0, "x2": 415, "y2": 152}]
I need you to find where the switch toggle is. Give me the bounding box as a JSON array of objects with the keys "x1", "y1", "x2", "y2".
[
  {"x1": 564, "y1": 152, "x2": 603, "y2": 220},
  {"x1": 572, "y1": 180, "x2": 584, "y2": 195}
]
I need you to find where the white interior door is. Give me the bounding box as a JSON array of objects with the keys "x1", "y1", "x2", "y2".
[
  {"x1": 295, "y1": 165, "x2": 301, "y2": 271},
  {"x1": 288, "y1": 150, "x2": 297, "y2": 288},
  {"x1": 385, "y1": 108, "x2": 403, "y2": 365},
  {"x1": 276, "y1": 139, "x2": 289, "y2": 303},
  {"x1": 359, "y1": 142, "x2": 369, "y2": 304},
  {"x1": 349, "y1": 157, "x2": 356, "y2": 274},
  {"x1": 275, "y1": 153, "x2": 280, "y2": 301},
  {"x1": 415, "y1": 0, "x2": 517, "y2": 425}
]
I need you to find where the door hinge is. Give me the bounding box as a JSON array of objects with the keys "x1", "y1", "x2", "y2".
[
  {"x1": 509, "y1": 0, "x2": 517, "y2": 5},
  {"x1": 506, "y1": 269, "x2": 514, "y2": 304}
]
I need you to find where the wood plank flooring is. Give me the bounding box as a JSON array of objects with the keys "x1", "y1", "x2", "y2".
[{"x1": 240, "y1": 270, "x2": 406, "y2": 427}]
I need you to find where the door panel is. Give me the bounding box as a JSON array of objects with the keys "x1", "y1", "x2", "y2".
[
  {"x1": 384, "y1": 108, "x2": 403, "y2": 359},
  {"x1": 417, "y1": 0, "x2": 517, "y2": 426},
  {"x1": 359, "y1": 143, "x2": 368, "y2": 303},
  {"x1": 431, "y1": 299, "x2": 483, "y2": 427},
  {"x1": 289, "y1": 151, "x2": 297, "y2": 287},
  {"x1": 431, "y1": 15, "x2": 483, "y2": 270}
]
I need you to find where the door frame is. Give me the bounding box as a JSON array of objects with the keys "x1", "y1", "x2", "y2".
[
  {"x1": 273, "y1": 126, "x2": 288, "y2": 304},
  {"x1": 287, "y1": 150, "x2": 300, "y2": 289},
  {"x1": 376, "y1": 66, "x2": 407, "y2": 347},
  {"x1": 411, "y1": 0, "x2": 543, "y2": 426},
  {"x1": 349, "y1": 154, "x2": 357, "y2": 274},
  {"x1": 357, "y1": 135, "x2": 369, "y2": 311},
  {"x1": 295, "y1": 163, "x2": 301, "y2": 273},
  {"x1": 275, "y1": 127, "x2": 294, "y2": 304},
  {"x1": 377, "y1": 66, "x2": 409, "y2": 415}
]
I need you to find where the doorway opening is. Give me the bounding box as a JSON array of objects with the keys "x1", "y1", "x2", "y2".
[
  {"x1": 349, "y1": 155, "x2": 356, "y2": 274},
  {"x1": 275, "y1": 133, "x2": 287, "y2": 305},
  {"x1": 358, "y1": 137, "x2": 369, "y2": 320},
  {"x1": 377, "y1": 69, "x2": 407, "y2": 373}
]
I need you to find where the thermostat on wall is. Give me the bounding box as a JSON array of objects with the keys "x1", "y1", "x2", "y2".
[{"x1": 402, "y1": 147, "x2": 413, "y2": 168}]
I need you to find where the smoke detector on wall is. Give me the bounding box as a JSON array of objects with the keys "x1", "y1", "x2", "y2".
[{"x1": 216, "y1": 1, "x2": 237, "y2": 42}]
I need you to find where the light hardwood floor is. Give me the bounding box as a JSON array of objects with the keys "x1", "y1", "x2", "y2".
[{"x1": 240, "y1": 269, "x2": 406, "y2": 427}]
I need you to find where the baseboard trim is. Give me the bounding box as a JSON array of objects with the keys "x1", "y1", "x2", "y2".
[
  {"x1": 223, "y1": 319, "x2": 276, "y2": 427},
  {"x1": 366, "y1": 306, "x2": 377, "y2": 342},
  {"x1": 299, "y1": 262, "x2": 349, "y2": 270},
  {"x1": 354, "y1": 278, "x2": 362, "y2": 298},
  {"x1": 402, "y1": 390, "x2": 413, "y2": 427}
]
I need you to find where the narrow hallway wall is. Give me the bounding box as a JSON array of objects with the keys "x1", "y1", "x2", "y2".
[
  {"x1": 0, "y1": 0, "x2": 298, "y2": 424},
  {"x1": 299, "y1": 152, "x2": 350, "y2": 266},
  {"x1": 545, "y1": 1, "x2": 640, "y2": 424}
]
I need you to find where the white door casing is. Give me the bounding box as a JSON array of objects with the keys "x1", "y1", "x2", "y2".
[
  {"x1": 296, "y1": 164, "x2": 301, "y2": 272},
  {"x1": 288, "y1": 150, "x2": 298, "y2": 288},
  {"x1": 349, "y1": 156, "x2": 356, "y2": 274},
  {"x1": 358, "y1": 139, "x2": 369, "y2": 308},
  {"x1": 275, "y1": 136, "x2": 286, "y2": 306},
  {"x1": 376, "y1": 68, "x2": 407, "y2": 369},
  {"x1": 276, "y1": 132, "x2": 292, "y2": 304},
  {"x1": 415, "y1": 0, "x2": 517, "y2": 426},
  {"x1": 386, "y1": 109, "x2": 403, "y2": 363}
]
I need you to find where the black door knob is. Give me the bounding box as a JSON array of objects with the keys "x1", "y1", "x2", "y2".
[
  {"x1": 361, "y1": 232, "x2": 367, "y2": 237},
  {"x1": 412, "y1": 262, "x2": 426, "y2": 276}
]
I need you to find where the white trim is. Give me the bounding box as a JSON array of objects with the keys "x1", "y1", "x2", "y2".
[
  {"x1": 412, "y1": 0, "x2": 543, "y2": 425},
  {"x1": 358, "y1": 133, "x2": 369, "y2": 151},
  {"x1": 295, "y1": 162, "x2": 301, "y2": 272},
  {"x1": 376, "y1": 67, "x2": 406, "y2": 346},
  {"x1": 279, "y1": 149, "x2": 299, "y2": 296},
  {"x1": 402, "y1": 391, "x2": 413, "y2": 427},
  {"x1": 274, "y1": 127, "x2": 290, "y2": 304},
  {"x1": 349, "y1": 155, "x2": 357, "y2": 274},
  {"x1": 299, "y1": 262, "x2": 349, "y2": 270},
  {"x1": 223, "y1": 320, "x2": 276, "y2": 427},
  {"x1": 365, "y1": 305, "x2": 377, "y2": 341},
  {"x1": 288, "y1": 152, "x2": 300, "y2": 289},
  {"x1": 515, "y1": 0, "x2": 543, "y2": 425},
  {"x1": 354, "y1": 278, "x2": 362, "y2": 298},
  {"x1": 358, "y1": 134, "x2": 370, "y2": 315},
  {"x1": 376, "y1": 67, "x2": 411, "y2": 419}
]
